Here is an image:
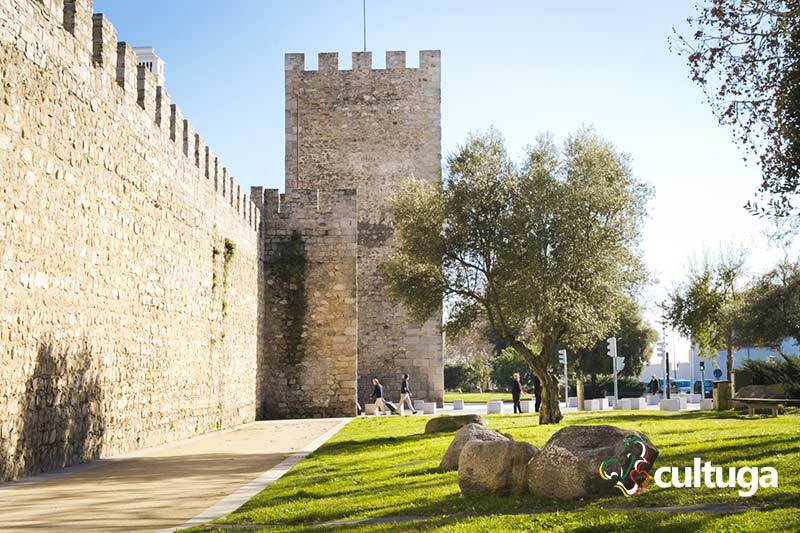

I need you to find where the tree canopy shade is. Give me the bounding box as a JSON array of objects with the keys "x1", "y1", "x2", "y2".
[
  {"x1": 672, "y1": 0, "x2": 800, "y2": 217},
  {"x1": 380, "y1": 128, "x2": 652, "y2": 424}
]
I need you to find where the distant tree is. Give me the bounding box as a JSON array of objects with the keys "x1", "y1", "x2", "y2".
[
  {"x1": 672, "y1": 0, "x2": 800, "y2": 216},
  {"x1": 573, "y1": 299, "x2": 658, "y2": 380},
  {"x1": 491, "y1": 348, "x2": 536, "y2": 392},
  {"x1": 380, "y1": 128, "x2": 651, "y2": 424},
  {"x1": 737, "y1": 260, "x2": 800, "y2": 356},
  {"x1": 662, "y1": 249, "x2": 747, "y2": 381},
  {"x1": 444, "y1": 319, "x2": 495, "y2": 391}
]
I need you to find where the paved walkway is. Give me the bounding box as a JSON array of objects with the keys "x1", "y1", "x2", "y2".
[{"x1": 0, "y1": 418, "x2": 348, "y2": 533}]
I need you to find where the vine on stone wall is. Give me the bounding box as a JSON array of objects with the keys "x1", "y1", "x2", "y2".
[
  {"x1": 275, "y1": 231, "x2": 307, "y2": 363},
  {"x1": 211, "y1": 237, "x2": 236, "y2": 344}
]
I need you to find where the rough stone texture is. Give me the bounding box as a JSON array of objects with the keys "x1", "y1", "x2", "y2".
[
  {"x1": 424, "y1": 414, "x2": 485, "y2": 434},
  {"x1": 256, "y1": 188, "x2": 358, "y2": 418},
  {"x1": 0, "y1": 0, "x2": 259, "y2": 481},
  {"x1": 458, "y1": 440, "x2": 538, "y2": 495},
  {"x1": 283, "y1": 51, "x2": 444, "y2": 407},
  {"x1": 527, "y1": 425, "x2": 659, "y2": 500},
  {"x1": 440, "y1": 423, "x2": 508, "y2": 471}
]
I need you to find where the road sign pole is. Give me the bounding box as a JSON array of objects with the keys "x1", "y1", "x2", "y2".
[
  {"x1": 613, "y1": 354, "x2": 619, "y2": 407},
  {"x1": 665, "y1": 351, "x2": 671, "y2": 400}
]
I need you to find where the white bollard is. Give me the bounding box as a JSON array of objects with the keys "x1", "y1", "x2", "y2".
[
  {"x1": 700, "y1": 398, "x2": 714, "y2": 410},
  {"x1": 487, "y1": 400, "x2": 503, "y2": 414},
  {"x1": 659, "y1": 398, "x2": 681, "y2": 411},
  {"x1": 422, "y1": 401, "x2": 437, "y2": 415},
  {"x1": 453, "y1": 399, "x2": 464, "y2": 410},
  {"x1": 567, "y1": 397, "x2": 577, "y2": 408},
  {"x1": 519, "y1": 400, "x2": 532, "y2": 413},
  {"x1": 629, "y1": 398, "x2": 645, "y2": 410},
  {"x1": 678, "y1": 396, "x2": 688, "y2": 410}
]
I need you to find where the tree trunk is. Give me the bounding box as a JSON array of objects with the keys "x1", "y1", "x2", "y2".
[{"x1": 511, "y1": 340, "x2": 563, "y2": 424}]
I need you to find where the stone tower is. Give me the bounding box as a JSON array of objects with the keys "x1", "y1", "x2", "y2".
[{"x1": 253, "y1": 50, "x2": 444, "y2": 417}]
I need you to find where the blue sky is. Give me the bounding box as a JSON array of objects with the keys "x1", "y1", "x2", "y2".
[{"x1": 94, "y1": 0, "x2": 790, "y2": 363}]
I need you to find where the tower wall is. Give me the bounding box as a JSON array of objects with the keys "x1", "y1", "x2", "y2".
[
  {"x1": 284, "y1": 51, "x2": 444, "y2": 405},
  {"x1": 254, "y1": 187, "x2": 358, "y2": 418}
]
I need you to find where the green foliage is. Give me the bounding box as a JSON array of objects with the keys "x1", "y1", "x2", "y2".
[
  {"x1": 274, "y1": 231, "x2": 307, "y2": 363},
  {"x1": 662, "y1": 249, "x2": 746, "y2": 380},
  {"x1": 737, "y1": 260, "x2": 800, "y2": 351},
  {"x1": 572, "y1": 375, "x2": 646, "y2": 400},
  {"x1": 220, "y1": 238, "x2": 237, "y2": 321},
  {"x1": 443, "y1": 363, "x2": 476, "y2": 391},
  {"x1": 573, "y1": 298, "x2": 657, "y2": 378},
  {"x1": 491, "y1": 348, "x2": 536, "y2": 391},
  {"x1": 380, "y1": 127, "x2": 652, "y2": 424},
  {"x1": 742, "y1": 356, "x2": 800, "y2": 398}
]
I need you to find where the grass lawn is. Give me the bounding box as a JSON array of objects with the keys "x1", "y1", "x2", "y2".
[
  {"x1": 443, "y1": 392, "x2": 531, "y2": 403},
  {"x1": 184, "y1": 411, "x2": 800, "y2": 532}
]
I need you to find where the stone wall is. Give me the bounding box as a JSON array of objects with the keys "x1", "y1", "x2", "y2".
[
  {"x1": 0, "y1": 0, "x2": 260, "y2": 481},
  {"x1": 254, "y1": 187, "x2": 358, "y2": 418},
  {"x1": 284, "y1": 51, "x2": 444, "y2": 405}
]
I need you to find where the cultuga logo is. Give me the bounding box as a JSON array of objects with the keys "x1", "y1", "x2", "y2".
[
  {"x1": 598, "y1": 435, "x2": 658, "y2": 496},
  {"x1": 599, "y1": 439, "x2": 779, "y2": 498},
  {"x1": 653, "y1": 458, "x2": 778, "y2": 497}
]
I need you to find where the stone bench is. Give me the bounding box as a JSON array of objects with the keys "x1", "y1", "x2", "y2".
[
  {"x1": 487, "y1": 400, "x2": 503, "y2": 414},
  {"x1": 585, "y1": 398, "x2": 607, "y2": 411},
  {"x1": 422, "y1": 401, "x2": 437, "y2": 415},
  {"x1": 735, "y1": 397, "x2": 795, "y2": 417},
  {"x1": 659, "y1": 398, "x2": 681, "y2": 411},
  {"x1": 453, "y1": 399, "x2": 464, "y2": 410}
]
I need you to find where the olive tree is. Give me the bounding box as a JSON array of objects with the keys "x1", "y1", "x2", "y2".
[{"x1": 379, "y1": 128, "x2": 651, "y2": 424}]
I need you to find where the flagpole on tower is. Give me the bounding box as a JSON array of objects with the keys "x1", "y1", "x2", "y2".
[{"x1": 363, "y1": 0, "x2": 367, "y2": 52}]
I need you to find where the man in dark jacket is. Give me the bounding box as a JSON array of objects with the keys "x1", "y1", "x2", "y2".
[
  {"x1": 648, "y1": 375, "x2": 660, "y2": 395},
  {"x1": 532, "y1": 375, "x2": 542, "y2": 412}
]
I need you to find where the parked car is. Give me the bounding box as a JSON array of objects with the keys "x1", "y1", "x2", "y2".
[
  {"x1": 694, "y1": 379, "x2": 713, "y2": 396},
  {"x1": 657, "y1": 379, "x2": 678, "y2": 393}
]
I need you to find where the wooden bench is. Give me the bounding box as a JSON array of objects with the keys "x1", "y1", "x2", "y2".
[{"x1": 734, "y1": 397, "x2": 800, "y2": 417}]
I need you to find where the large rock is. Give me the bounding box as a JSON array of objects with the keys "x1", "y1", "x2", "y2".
[
  {"x1": 527, "y1": 425, "x2": 659, "y2": 500},
  {"x1": 440, "y1": 423, "x2": 507, "y2": 471},
  {"x1": 458, "y1": 440, "x2": 538, "y2": 495},
  {"x1": 424, "y1": 414, "x2": 485, "y2": 434}
]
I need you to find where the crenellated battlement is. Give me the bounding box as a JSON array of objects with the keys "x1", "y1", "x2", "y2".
[
  {"x1": 285, "y1": 50, "x2": 441, "y2": 73},
  {"x1": 22, "y1": 0, "x2": 259, "y2": 232}
]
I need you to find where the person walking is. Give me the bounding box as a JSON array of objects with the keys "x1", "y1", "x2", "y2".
[
  {"x1": 370, "y1": 377, "x2": 386, "y2": 415},
  {"x1": 533, "y1": 375, "x2": 542, "y2": 413},
  {"x1": 398, "y1": 373, "x2": 418, "y2": 414},
  {"x1": 511, "y1": 372, "x2": 524, "y2": 414}
]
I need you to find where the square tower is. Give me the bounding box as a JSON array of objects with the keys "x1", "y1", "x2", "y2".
[{"x1": 284, "y1": 50, "x2": 444, "y2": 406}]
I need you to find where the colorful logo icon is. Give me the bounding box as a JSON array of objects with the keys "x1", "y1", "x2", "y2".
[{"x1": 598, "y1": 435, "x2": 658, "y2": 496}]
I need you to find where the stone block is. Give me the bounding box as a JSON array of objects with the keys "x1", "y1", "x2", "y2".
[
  {"x1": 659, "y1": 399, "x2": 681, "y2": 411},
  {"x1": 519, "y1": 400, "x2": 532, "y2": 413},
  {"x1": 487, "y1": 400, "x2": 503, "y2": 414},
  {"x1": 422, "y1": 402, "x2": 436, "y2": 415},
  {"x1": 700, "y1": 399, "x2": 714, "y2": 410},
  {"x1": 453, "y1": 399, "x2": 464, "y2": 410}
]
